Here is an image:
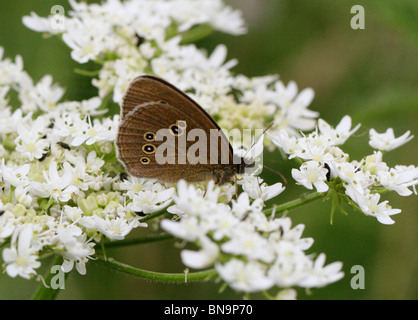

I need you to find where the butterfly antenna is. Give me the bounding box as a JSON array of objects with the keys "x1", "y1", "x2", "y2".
[
  {"x1": 243, "y1": 122, "x2": 274, "y2": 159},
  {"x1": 263, "y1": 164, "x2": 287, "y2": 184},
  {"x1": 263, "y1": 122, "x2": 275, "y2": 134}
]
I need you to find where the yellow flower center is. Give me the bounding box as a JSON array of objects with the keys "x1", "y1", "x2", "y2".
[
  {"x1": 308, "y1": 173, "x2": 318, "y2": 183},
  {"x1": 88, "y1": 128, "x2": 97, "y2": 137},
  {"x1": 26, "y1": 143, "x2": 36, "y2": 153},
  {"x1": 111, "y1": 227, "x2": 121, "y2": 235},
  {"x1": 16, "y1": 255, "x2": 27, "y2": 267},
  {"x1": 369, "y1": 204, "x2": 379, "y2": 214},
  {"x1": 132, "y1": 184, "x2": 143, "y2": 192}
]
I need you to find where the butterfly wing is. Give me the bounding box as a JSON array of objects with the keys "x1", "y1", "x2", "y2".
[
  {"x1": 116, "y1": 102, "x2": 235, "y2": 183},
  {"x1": 121, "y1": 75, "x2": 233, "y2": 157},
  {"x1": 122, "y1": 75, "x2": 214, "y2": 125}
]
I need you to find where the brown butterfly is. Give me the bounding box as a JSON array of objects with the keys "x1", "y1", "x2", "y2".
[{"x1": 116, "y1": 75, "x2": 253, "y2": 184}]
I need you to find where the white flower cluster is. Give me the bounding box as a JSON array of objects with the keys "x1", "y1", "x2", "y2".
[
  {"x1": 271, "y1": 116, "x2": 417, "y2": 225},
  {"x1": 0, "y1": 47, "x2": 180, "y2": 278},
  {"x1": 162, "y1": 180, "x2": 344, "y2": 294},
  {"x1": 23, "y1": 0, "x2": 319, "y2": 144}
]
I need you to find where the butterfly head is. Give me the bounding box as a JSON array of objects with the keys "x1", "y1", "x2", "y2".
[{"x1": 212, "y1": 155, "x2": 255, "y2": 185}]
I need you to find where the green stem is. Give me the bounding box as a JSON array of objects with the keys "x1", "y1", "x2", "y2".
[
  {"x1": 95, "y1": 255, "x2": 217, "y2": 283},
  {"x1": 45, "y1": 197, "x2": 55, "y2": 212},
  {"x1": 9, "y1": 185, "x2": 15, "y2": 203},
  {"x1": 261, "y1": 290, "x2": 275, "y2": 300},
  {"x1": 264, "y1": 191, "x2": 324, "y2": 216},
  {"x1": 101, "y1": 242, "x2": 108, "y2": 260},
  {"x1": 31, "y1": 255, "x2": 67, "y2": 300},
  {"x1": 340, "y1": 193, "x2": 362, "y2": 213},
  {"x1": 103, "y1": 232, "x2": 174, "y2": 249},
  {"x1": 140, "y1": 209, "x2": 169, "y2": 223},
  {"x1": 40, "y1": 197, "x2": 55, "y2": 215},
  {"x1": 371, "y1": 187, "x2": 390, "y2": 194},
  {"x1": 74, "y1": 68, "x2": 100, "y2": 77},
  {"x1": 179, "y1": 23, "x2": 214, "y2": 44}
]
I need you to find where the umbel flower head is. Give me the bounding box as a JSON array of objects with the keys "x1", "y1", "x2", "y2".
[
  {"x1": 0, "y1": 0, "x2": 415, "y2": 300},
  {"x1": 271, "y1": 116, "x2": 417, "y2": 225},
  {"x1": 162, "y1": 180, "x2": 344, "y2": 292}
]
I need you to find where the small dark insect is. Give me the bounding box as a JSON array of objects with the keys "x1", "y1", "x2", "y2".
[
  {"x1": 135, "y1": 211, "x2": 147, "y2": 217},
  {"x1": 48, "y1": 121, "x2": 55, "y2": 129},
  {"x1": 323, "y1": 163, "x2": 331, "y2": 181},
  {"x1": 278, "y1": 226, "x2": 284, "y2": 237},
  {"x1": 120, "y1": 172, "x2": 128, "y2": 182},
  {"x1": 39, "y1": 151, "x2": 50, "y2": 162},
  {"x1": 135, "y1": 34, "x2": 145, "y2": 46},
  {"x1": 57, "y1": 141, "x2": 71, "y2": 150}
]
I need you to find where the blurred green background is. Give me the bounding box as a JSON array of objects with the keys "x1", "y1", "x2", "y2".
[{"x1": 0, "y1": 0, "x2": 416, "y2": 300}]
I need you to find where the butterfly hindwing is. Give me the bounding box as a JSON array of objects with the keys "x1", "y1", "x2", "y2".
[{"x1": 116, "y1": 102, "x2": 234, "y2": 182}]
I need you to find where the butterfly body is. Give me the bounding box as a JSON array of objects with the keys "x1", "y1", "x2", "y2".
[{"x1": 116, "y1": 75, "x2": 249, "y2": 184}]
